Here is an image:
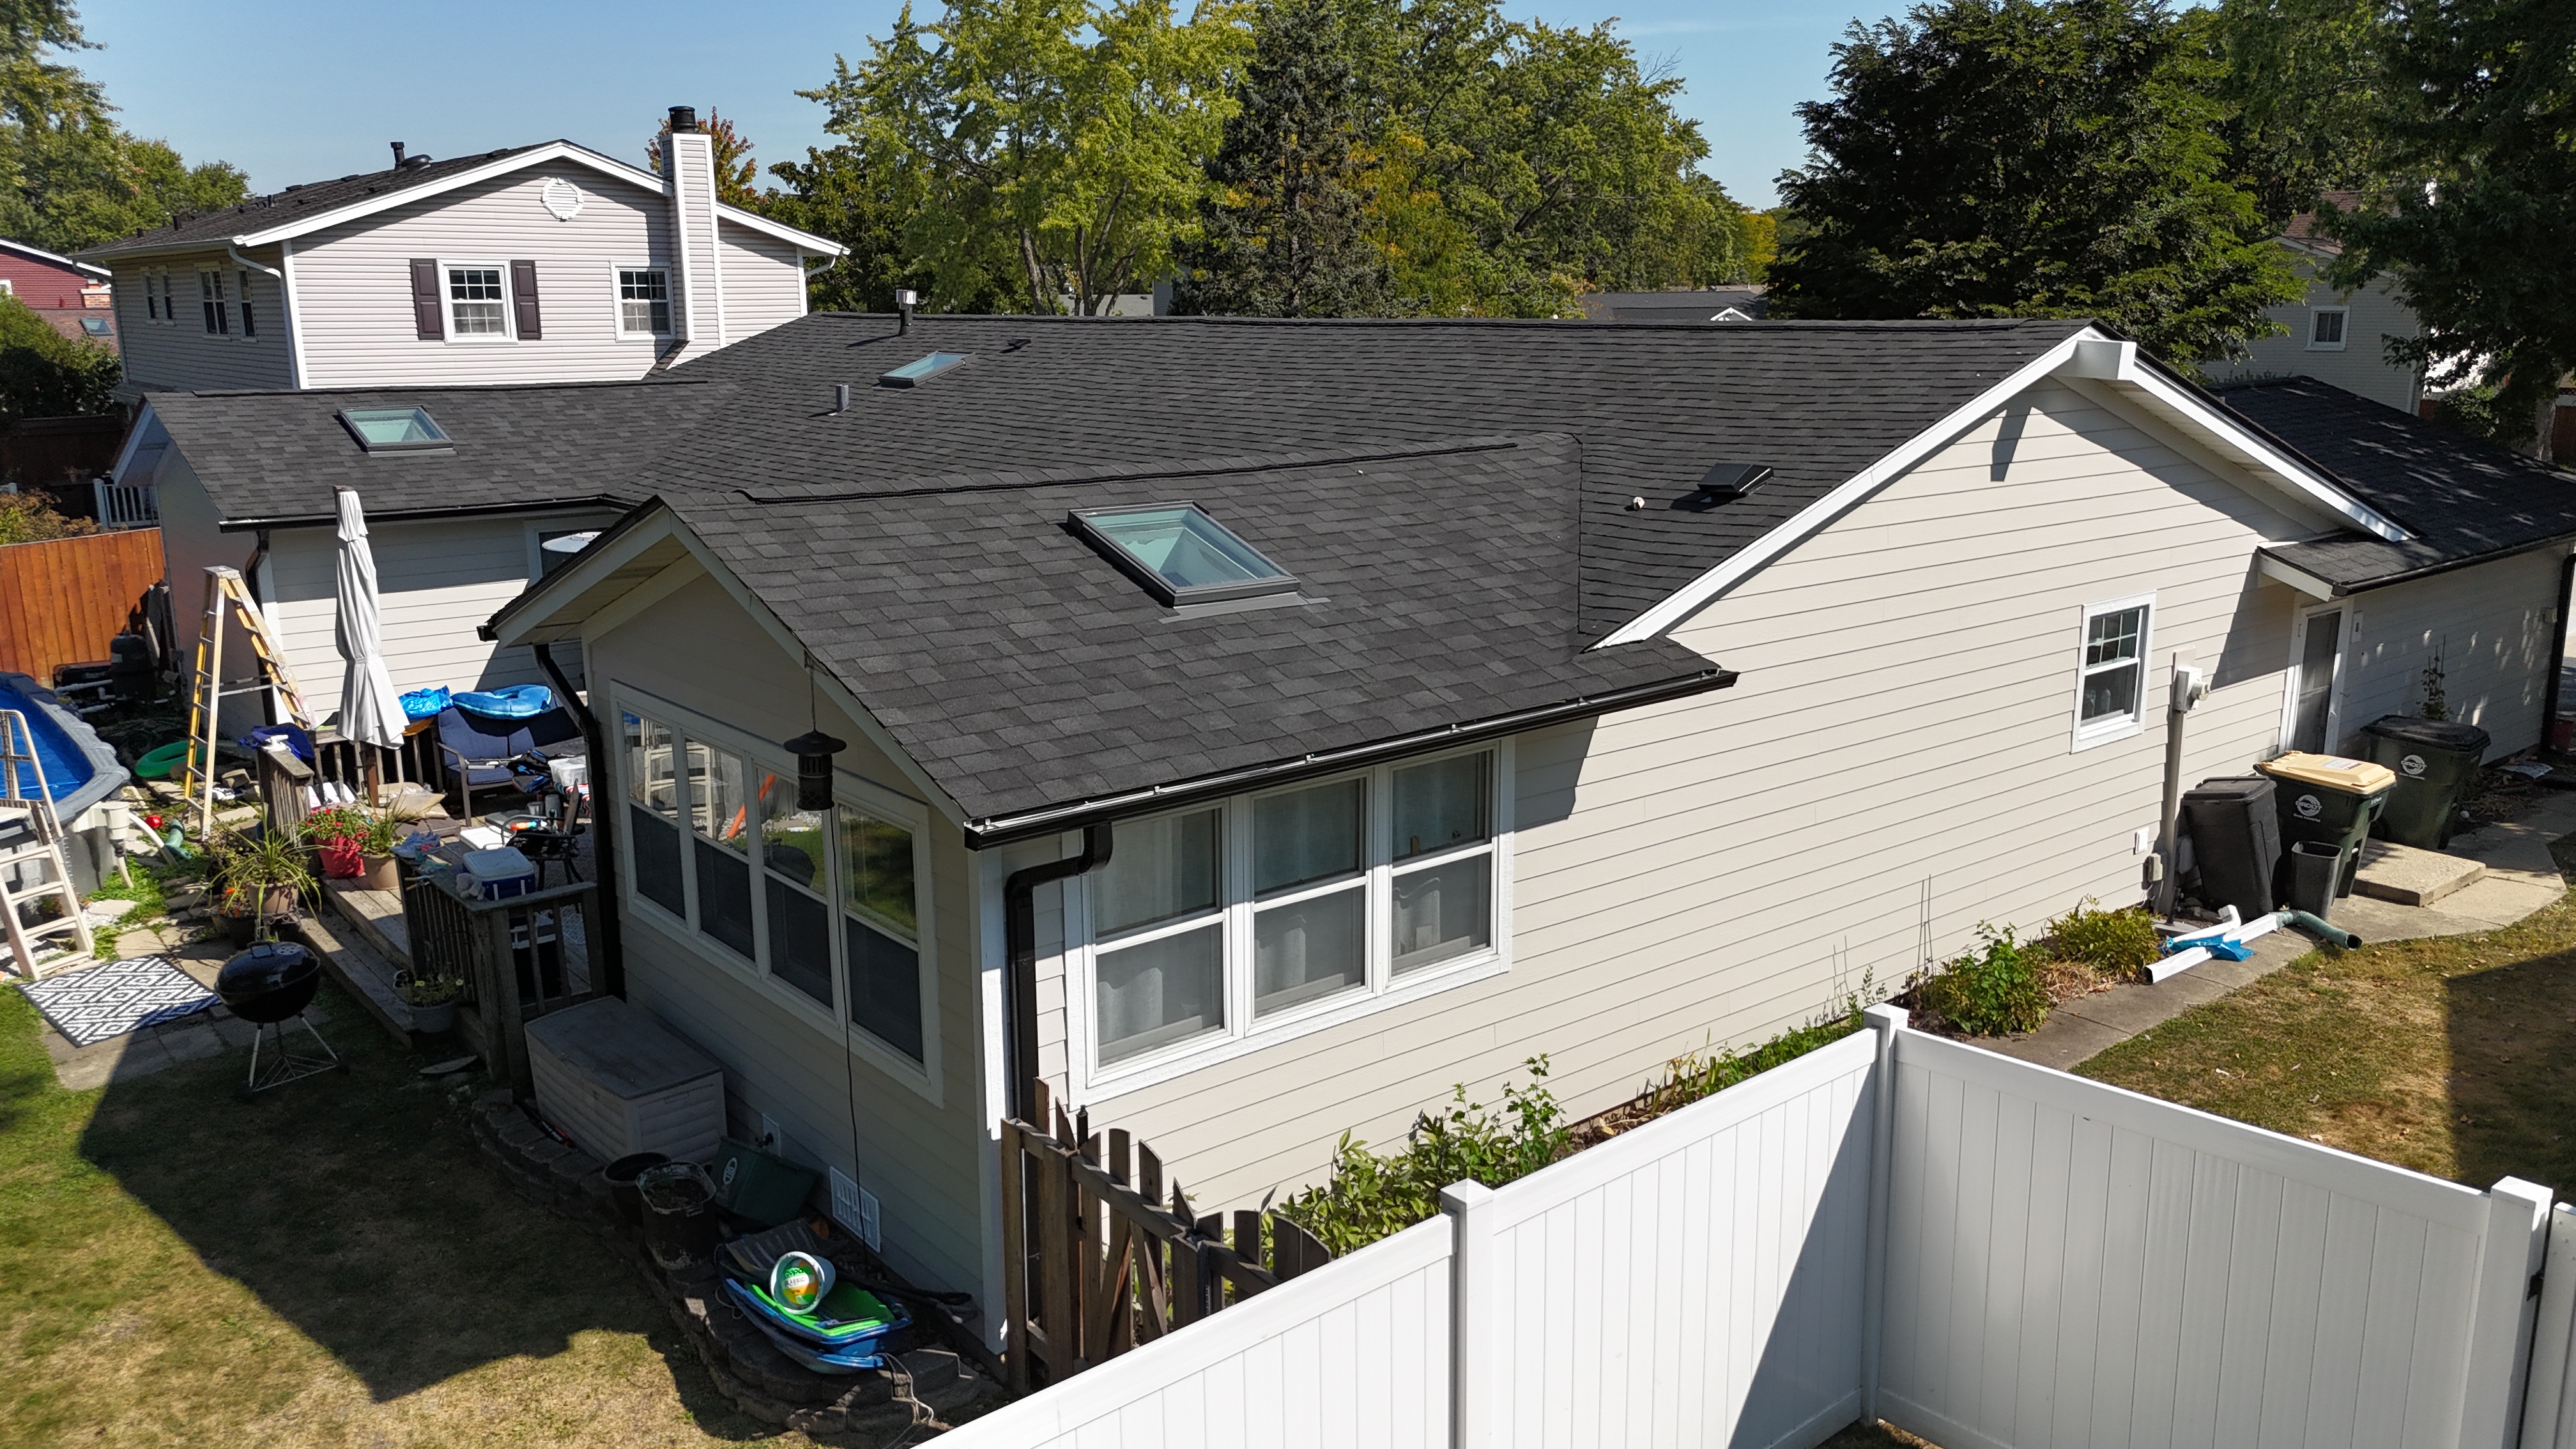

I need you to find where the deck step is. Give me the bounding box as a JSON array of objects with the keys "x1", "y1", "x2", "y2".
[{"x1": 297, "y1": 908, "x2": 413, "y2": 1046}]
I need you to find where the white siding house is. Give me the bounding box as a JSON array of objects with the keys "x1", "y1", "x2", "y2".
[{"x1": 2204, "y1": 195, "x2": 2425, "y2": 413}]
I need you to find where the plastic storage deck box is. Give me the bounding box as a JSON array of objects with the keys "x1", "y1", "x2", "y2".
[{"x1": 523, "y1": 997, "x2": 724, "y2": 1165}]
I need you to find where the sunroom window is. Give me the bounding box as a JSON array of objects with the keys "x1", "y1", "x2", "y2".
[
  {"x1": 843, "y1": 812, "x2": 924, "y2": 1062},
  {"x1": 689, "y1": 739, "x2": 755, "y2": 961},
  {"x1": 624, "y1": 712, "x2": 683, "y2": 916},
  {"x1": 1093, "y1": 809, "x2": 1225, "y2": 1064}
]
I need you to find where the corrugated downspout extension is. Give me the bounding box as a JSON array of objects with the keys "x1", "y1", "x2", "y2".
[
  {"x1": 1001, "y1": 824, "x2": 1111, "y2": 1122},
  {"x1": 530, "y1": 642, "x2": 624, "y2": 999}
]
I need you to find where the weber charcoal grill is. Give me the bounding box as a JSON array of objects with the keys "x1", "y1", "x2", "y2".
[{"x1": 213, "y1": 942, "x2": 346, "y2": 1098}]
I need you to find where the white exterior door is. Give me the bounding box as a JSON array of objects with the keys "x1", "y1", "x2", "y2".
[{"x1": 2283, "y1": 601, "x2": 2346, "y2": 754}]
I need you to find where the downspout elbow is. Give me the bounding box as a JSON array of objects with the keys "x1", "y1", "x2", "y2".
[
  {"x1": 1000, "y1": 822, "x2": 1112, "y2": 1122},
  {"x1": 226, "y1": 243, "x2": 281, "y2": 280}
]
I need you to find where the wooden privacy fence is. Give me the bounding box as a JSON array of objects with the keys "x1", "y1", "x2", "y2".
[
  {"x1": 1000, "y1": 1079, "x2": 1333, "y2": 1393},
  {"x1": 0, "y1": 526, "x2": 162, "y2": 680},
  {"x1": 952, "y1": 1009, "x2": 2567, "y2": 1449}
]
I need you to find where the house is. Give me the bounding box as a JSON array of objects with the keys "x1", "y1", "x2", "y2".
[
  {"x1": 263, "y1": 308, "x2": 2561, "y2": 1349},
  {"x1": 91, "y1": 107, "x2": 841, "y2": 724},
  {"x1": 0, "y1": 238, "x2": 114, "y2": 349},
  {"x1": 2204, "y1": 192, "x2": 2423, "y2": 413}
]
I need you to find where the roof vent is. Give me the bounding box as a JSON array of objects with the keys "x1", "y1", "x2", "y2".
[
  {"x1": 668, "y1": 105, "x2": 698, "y2": 134},
  {"x1": 878, "y1": 352, "x2": 968, "y2": 388},
  {"x1": 390, "y1": 141, "x2": 406, "y2": 168},
  {"x1": 1690, "y1": 462, "x2": 1773, "y2": 503}
]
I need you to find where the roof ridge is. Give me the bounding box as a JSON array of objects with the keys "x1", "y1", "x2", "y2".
[
  {"x1": 158, "y1": 375, "x2": 724, "y2": 401},
  {"x1": 799, "y1": 312, "x2": 2081, "y2": 334}
]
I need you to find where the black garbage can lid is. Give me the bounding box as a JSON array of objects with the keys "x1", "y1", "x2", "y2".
[
  {"x1": 2182, "y1": 775, "x2": 2275, "y2": 803},
  {"x1": 2363, "y1": 714, "x2": 2491, "y2": 752}
]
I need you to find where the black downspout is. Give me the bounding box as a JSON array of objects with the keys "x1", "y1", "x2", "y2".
[
  {"x1": 2547, "y1": 553, "x2": 2576, "y2": 757},
  {"x1": 1001, "y1": 824, "x2": 1111, "y2": 1123},
  {"x1": 532, "y1": 641, "x2": 625, "y2": 999}
]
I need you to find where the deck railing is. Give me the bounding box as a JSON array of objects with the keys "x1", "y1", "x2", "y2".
[
  {"x1": 401, "y1": 871, "x2": 599, "y2": 1090},
  {"x1": 89, "y1": 479, "x2": 157, "y2": 530}
]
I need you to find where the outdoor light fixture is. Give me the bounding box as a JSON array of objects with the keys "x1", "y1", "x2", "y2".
[{"x1": 784, "y1": 730, "x2": 847, "y2": 811}]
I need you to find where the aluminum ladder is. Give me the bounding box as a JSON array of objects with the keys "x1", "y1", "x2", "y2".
[
  {"x1": 0, "y1": 709, "x2": 95, "y2": 979},
  {"x1": 180, "y1": 564, "x2": 313, "y2": 837}
]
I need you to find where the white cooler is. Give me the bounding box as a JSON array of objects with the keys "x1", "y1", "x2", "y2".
[{"x1": 523, "y1": 997, "x2": 724, "y2": 1164}]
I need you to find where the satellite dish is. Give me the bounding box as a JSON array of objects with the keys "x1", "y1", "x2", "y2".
[{"x1": 542, "y1": 531, "x2": 601, "y2": 554}]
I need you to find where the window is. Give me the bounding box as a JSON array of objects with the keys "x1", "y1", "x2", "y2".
[
  {"x1": 1078, "y1": 746, "x2": 1508, "y2": 1081},
  {"x1": 1070, "y1": 503, "x2": 1300, "y2": 606},
  {"x1": 535, "y1": 528, "x2": 599, "y2": 579},
  {"x1": 338, "y1": 406, "x2": 452, "y2": 453},
  {"x1": 199, "y1": 270, "x2": 229, "y2": 334},
  {"x1": 2308, "y1": 307, "x2": 2349, "y2": 351},
  {"x1": 143, "y1": 273, "x2": 157, "y2": 321},
  {"x1": 238, "y1": 271, "x2": 257, "y2": 337},
  {"x1": 446, "y1": 264, "x2": 509, "y2": 338},
  {"x1": 2074, "y1": 596, "x2": 2153, "y2": 746},
  {"x1": 79, "y1": 317, "x2": 109, "y2": 338},
  {"x1": 617, "y1": 700, "x2": 933, "y2": 1070},
  {"x1": 618, "y1": 267, "x2": 671, "y2": 335},
  {"x1": 878, "y1": 351, "x2": 969, "y2": 388}
]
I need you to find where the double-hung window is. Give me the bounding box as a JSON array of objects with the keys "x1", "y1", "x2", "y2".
[
  {"x1": 447, "y1": 264, "x2": 509, "y2": 338},
  {"x1": 238, "y1": 270, "x2": 257, "y2": 337},
  {"x1": 199, "y1": 270, "x2": 229, "y2": 334},
  {"x1": 2073, "y1": 595, "x2": 2153, "y2": 747},
  {"x1": 619, "y1": 703, "x2": 932, "y2": 1073},
  {"x1": 618, "y1": 267, "x2": 671, "y2": 335},
  {"x1": 2308, "y1": 307, "x2": 2349, "y2": 351},
  {"x1": 144, "y1": 272, "x2": 160, "y2": 322},
  {"x1": 1081, "y1": 746, "x2": 1508, "y2": 1082}
]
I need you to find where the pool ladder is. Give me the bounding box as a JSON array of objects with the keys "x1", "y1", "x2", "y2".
[{"x1": 0, "y1": 708, "x2": 94, "y2": 979}]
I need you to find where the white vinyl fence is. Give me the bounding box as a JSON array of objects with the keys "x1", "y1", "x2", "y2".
[{"x1": 942, "y1": 1009, "x2": 2563, "y2": 1449}]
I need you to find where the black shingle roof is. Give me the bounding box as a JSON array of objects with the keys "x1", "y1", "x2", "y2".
[
  {"x1": 76, "y1": 145, "x2": 551, "y2": 261},
  {"x1": 654, "y1": 433, "x2": 1730, "y2": 830},
  {"x1": 2222, "y1": 378, "x2": 2576, "y2": 592}
]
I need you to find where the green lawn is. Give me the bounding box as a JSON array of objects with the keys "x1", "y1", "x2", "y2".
[{"x1": 0, "y1": 978, "x2": 784, "y2": 1446}]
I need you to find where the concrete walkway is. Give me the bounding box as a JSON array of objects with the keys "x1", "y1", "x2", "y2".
[{"x1": 1992, "y1": 788, "x2": 2576, "y2": 1072}]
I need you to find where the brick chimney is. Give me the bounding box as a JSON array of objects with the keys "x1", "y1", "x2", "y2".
[{"x1": 663, "y1": 105, "x2": 724, "y2": 350}]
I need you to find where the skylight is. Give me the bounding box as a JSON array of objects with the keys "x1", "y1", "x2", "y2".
[
  {"x1": 339, "y1": 406, "x2": 452, "y2": 452},
  {"x1": 1070, "y1": 503, "x2": 1298, "y2": 606},
  {"x1": 878, "y1": 351, "x2": 969, "y2": 388}
]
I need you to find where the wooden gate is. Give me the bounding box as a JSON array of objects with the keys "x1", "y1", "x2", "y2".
[
  {"x1": 0, "y1": 526, "x2": 163, "y2": 680},
  {"x1": 1000, "y1": 1081, "x2": 1334, "y2": 1393}
]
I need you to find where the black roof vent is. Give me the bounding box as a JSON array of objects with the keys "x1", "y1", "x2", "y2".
[{"x1": 1691, "y1": 462, "x2": 1772, "y2": 503}]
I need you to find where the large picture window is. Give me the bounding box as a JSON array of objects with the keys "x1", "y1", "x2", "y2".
[
  {"x1": 617, "y1": 699, "x2": 932, "y2": 1071},
  {"x1": 1080, "y1": 746, "x2": 1508, "y2": 1079}
]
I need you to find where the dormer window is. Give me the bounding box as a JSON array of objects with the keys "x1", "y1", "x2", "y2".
[
  {"x1": 339, "y1": 406, "x2": 452, "y2": 453},
  {"x1": 1070, "y1": 503, "x2": 1298, "y2": 606}
]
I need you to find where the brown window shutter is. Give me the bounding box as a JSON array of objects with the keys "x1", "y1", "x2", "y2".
[
  {"x1": 409, "y1": 259, "x2": 443, "y2": 339},
  {"x1": 510, "y1": 260, "x2": 541, "y2": 340}
]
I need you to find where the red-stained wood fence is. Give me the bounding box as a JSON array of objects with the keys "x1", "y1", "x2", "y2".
[{"x1": 0, "y1": 526, "x2": 163, "y2": 680}]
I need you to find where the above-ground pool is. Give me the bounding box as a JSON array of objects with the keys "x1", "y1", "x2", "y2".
[{"x1": 0, "y1": 671, "x2": 121, "y2": 823}]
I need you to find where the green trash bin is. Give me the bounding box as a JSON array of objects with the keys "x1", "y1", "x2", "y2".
[
  {"x1": 2257, "y1": 752, "x2": 2396, "y2": 898},
  {"x1": 2359, "y1": 715, "x2": 2491, "y2": 849}
]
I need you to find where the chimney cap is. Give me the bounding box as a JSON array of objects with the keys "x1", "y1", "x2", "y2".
[
  {"x1": 668, "y1": 105, "x2": 698, "y2": 134},
  {"x1": 390, "y1": 141, "x2": 406, "y2": 167}
]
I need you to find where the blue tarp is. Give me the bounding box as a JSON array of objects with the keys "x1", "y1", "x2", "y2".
[{"x1": 0, "y1": 671, "x2": 120, "y2": 822}]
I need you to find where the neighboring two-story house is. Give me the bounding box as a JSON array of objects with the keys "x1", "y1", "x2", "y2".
[
  {"x1": 2204, "y1": 192, "x2": 2423, "y2": 413},
  {"x1": 0, "y1": 238, "x2": 114, "y2": 349},
  {"x1": 83, "y1": 109, "x2": 844, "y2": 730}
]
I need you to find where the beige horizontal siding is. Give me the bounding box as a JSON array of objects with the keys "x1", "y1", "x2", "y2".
[
  {"x1": 107, "y1": 246, "x2": 295, "y2": 394},
  {"x1": 2333, "y1": 548, "x2": 2564, "y2": 756},
  {"x1": 590, "y1": 573, "x2": 986, "y2": 1296}
]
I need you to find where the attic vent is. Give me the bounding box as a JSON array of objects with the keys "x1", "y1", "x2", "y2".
[
  {"x1": 1070, "y1": 503, "x2": 1298, "y2": 606},
  {"x1": 339, "y1": 406, "x2": 452, "y2": 454},
  {"x1": 878, "y1": 351, "x2": 968, "y2": 388},
  {"x1": 1692, "y1": 462, "x2": 1773, "y2": 502}
]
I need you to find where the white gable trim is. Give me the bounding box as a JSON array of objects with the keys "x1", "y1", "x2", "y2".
[
  {"x1": 0, "y1": 236, "x2": 110, "y2": 279},
  {"x1": 1595, "y1": 326, "x2": 2409, "y2": 647},
  {"x1": 224, "y1": 141, "x2": 845, "y2": 257}
]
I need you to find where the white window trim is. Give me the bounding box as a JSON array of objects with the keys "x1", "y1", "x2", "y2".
[
  {"x1": 1066, "y1": 738, "x2": 1515, "y2": 1105},
  {"x1": 2071, "y1": 593, "x2": 2156, "y2": 751},
  {"x1": 439, "y1": 257, "x2": 516, "y2": 344},
  {"x1": 2276, "y1": 599, "x2": 2350, "y2": 755},
  {"x1": 608, "y1": 684, "x2": 944, "y2": 1105},
  {"x1": 611, "y1": 261, "x2": 675, "y2": 341},
  {"x1": 236, "y1": 269, "x2": 261, "y2": 342},
  {"x1": 195, "y1": 267, "x2": 231, "y2": 337},
  {"x1": 2308, "y1": 305, "x2": 2350, "y2": 352}
]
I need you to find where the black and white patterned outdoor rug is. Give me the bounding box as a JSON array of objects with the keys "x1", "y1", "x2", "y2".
[{"x1": 15, "y1": 957, "x2": 217, "y2": 1047}]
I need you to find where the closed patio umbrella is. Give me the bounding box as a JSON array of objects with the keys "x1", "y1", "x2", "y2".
[{"x1": 333, "y1": 487, "x2": 406, "y2": 758}]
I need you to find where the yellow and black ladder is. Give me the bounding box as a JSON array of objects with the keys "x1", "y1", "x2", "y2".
[
  {"x1": 180, "y1": 565, "x2": 313, "y2": 837},
  {"x1": 0, "y1": 709, "x2": 94, "y2": 979}
]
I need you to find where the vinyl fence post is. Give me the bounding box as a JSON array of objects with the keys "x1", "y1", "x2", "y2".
[
  {"x1": 1860, "y1": 1004, "x2": 1908, "y2": 1425},
  {"x1": 2521, "y1": 1205, "x2": 2576, "y2": 1449},
  {"x1": 1441, "y1": 1179, "x2": 1498, "y2": 1449},
  {"x1": 2462, "y1": 1176, "x2": 2553, "y2": 1449}
]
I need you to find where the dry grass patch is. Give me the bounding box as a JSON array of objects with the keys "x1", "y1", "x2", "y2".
[{"x1": 2079, "y1": 836, "x2": 2576, "y2": 1189}]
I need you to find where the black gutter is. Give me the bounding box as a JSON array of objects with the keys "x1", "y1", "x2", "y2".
[
  {"x1": 962, "y1": 667, "x2": 1738, "y2": 850},
  {"x1": 2262, "y1": 530, "x2": 2576, "y2": 598},
  {"x1": 218, "y1": 492, "x2": 648, "y2": 533},
  {"x1": 1002, "y1": 824, "x2": 1111, "y2": 1123},
  {"x1": 531, "y1": 642, "x2": 623, "y2": 999}
]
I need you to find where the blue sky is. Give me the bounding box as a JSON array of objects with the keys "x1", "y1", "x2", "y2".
[{"x1": 80, "y1": 1, "x2": 1897, "y2": 210}]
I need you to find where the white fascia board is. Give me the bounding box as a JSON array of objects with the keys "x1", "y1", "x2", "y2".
[
  {"x1": 2257, "y1": 553, "x2": 2338, "y2": 599},
  {"x1": 106, "y1": 404, "x2": 165, "y2": 485},
  {"x1": 0, "y1": 236, "x2": 111, "y2": 278},
  {"x1": 228, "y1": 141, "x2": 847, "y2": 257},
  {"x1": 1595, "y1": 326, "x2": 2406, "y2": 648}
]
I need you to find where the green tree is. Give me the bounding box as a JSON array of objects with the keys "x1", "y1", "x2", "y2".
[
  {"x1": 644, "y1": 108, "x2": 763, "y2": 206},
  {"x1": 804, "y1": 0, "x2": 1248, "y2": 316},
  {"x1": 0, "y1": 291, "x2": 117, "y2": 420},
  {"x1": 764, "y1": 144, "x2": 999, "y2": 312},
  {"x1": 1770, "y1": 0, "x2": 2301, "y2": 365},
  {"x1": 2322, "y1": 0, "x2": 2575, "y2": 461},
  {"x1": 2204, "y1": 0, "x2": 2393, "y2": 231},
  {"x1": 1173, "y1": 0, "x2": 1392, "y2": 317}
]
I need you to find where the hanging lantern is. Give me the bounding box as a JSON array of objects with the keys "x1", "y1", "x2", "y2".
[{"x1": 783, "y1": 730, "x2": 846, "y2": 811}]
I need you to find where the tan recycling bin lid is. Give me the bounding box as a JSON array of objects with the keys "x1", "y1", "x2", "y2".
[{"x1": 2257, "y1": 751, "x2": 2397, "y2": 794}]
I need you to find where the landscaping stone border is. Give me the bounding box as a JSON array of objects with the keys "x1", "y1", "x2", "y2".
[{"x1": 464, "y1": 1087, "x2": 1009, "y2": 1442}]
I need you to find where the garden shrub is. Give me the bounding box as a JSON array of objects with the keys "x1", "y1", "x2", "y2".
[
  {"x1": 1917, "y1": 925, "x2": 2050, "y2": 1036},
  {"x1": 2043, "y1": 899, "x2": 2161, "y2": 977},
  {"x1": 1276, "y1": 1056, "x2": 1570, "y2": 1256}
]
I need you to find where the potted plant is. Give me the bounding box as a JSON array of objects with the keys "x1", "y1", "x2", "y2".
[
  {"x1": 395, "y1": 970, "x2": 464, "y2": 1034},
  {"x1": 305, "y1": 805, "x2": 403, "y2": 889},
  {"x1": 209, "y1": 824, "x2": 318, "y2": 946}
]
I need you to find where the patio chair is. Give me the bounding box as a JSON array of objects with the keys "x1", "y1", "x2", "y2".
[{"x1": 434, "y1": 705, "x2": 583, "y2": 820}]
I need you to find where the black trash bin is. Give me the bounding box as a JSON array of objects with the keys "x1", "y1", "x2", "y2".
[
  {"x1": 2359, "y1": 715, "x2": 2492, "y2": 849},
  {"x1": 2283, "y1": 840, "x2": 2346, "y2": 918},
  {"x1": 2257, "y1": 752, "x2": 2395, "y2": 898},
  {"x1": 2181, "y1": 776, "x2": 2281, "y2": 917}
]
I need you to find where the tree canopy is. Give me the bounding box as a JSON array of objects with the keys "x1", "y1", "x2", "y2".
[
  {"x1": 0, "y1": 291, "x2": 117, "y2": 420},
  {"x1": 645, "y1": 109, "x2": 763, "y2": 206},
  {"x1": 1769, "y1": 0, "x2": 2301, "y2": 365}
]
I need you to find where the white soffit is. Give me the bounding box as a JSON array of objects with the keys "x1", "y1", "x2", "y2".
[
  {"x1": 2258, "y1": 555, "x2": 2337, "y2": 600},
  {"x1": 1597, "y1": 327, "x2": 2406, "y2": 648}
]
